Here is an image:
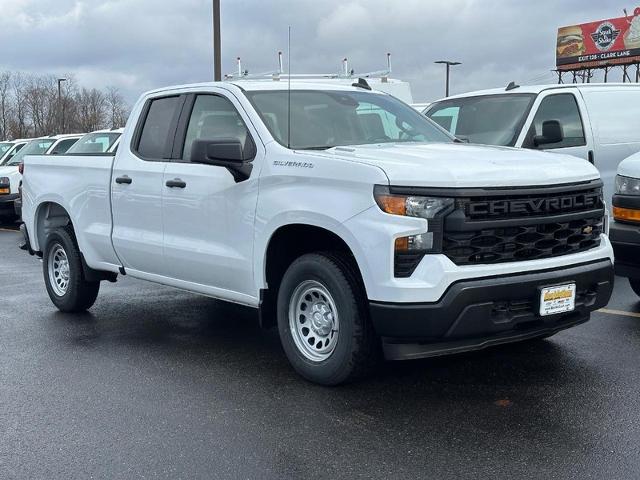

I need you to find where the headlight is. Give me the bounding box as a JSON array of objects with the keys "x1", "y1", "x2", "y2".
[
  {"x1": 374, "y1": 186, "x2": 454, "y2": 219},
  {"x1": 374, "y1": 186, "x2": 454, "y2": 277},
  {"x1": 0, "y1": 177, "x2": 9, "y2": 194},
  {"x1": 615, "y1": 175, "x2": 640, "y2": 195}
]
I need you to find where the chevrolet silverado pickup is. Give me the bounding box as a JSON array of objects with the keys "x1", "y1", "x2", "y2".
[{"x1": 20, "y1": 80, "x2": 614, "y2": 385}]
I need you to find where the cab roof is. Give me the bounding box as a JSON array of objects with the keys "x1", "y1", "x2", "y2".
[
  {"x1": 143, "y1": 80, "x2": 387, "y2": 97},
  {"x1": 440, "y1": 82, "x2": 640, "y2": 101}
]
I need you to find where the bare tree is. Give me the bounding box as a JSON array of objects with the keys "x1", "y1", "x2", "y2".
[
  {"x1": 75, "y1": 87, "x2": 106, "y2": 132},
  {"x1": 10, "y1": 72, "x2": 29, "y2": 139},
  {"x1": 25, "y1": 75, "x2": 58, "y2": 136},
  {"x1": 0, "y1": 72, "x2": 11, "y2": 140},
  {"x1": 105, "y1": 86, "x2": 129, "y2": 128},
  {"x1": 0, "y1": 70, "x2": 130, "y2": 139}
]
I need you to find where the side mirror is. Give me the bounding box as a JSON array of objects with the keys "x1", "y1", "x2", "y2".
[
  {"x1": 190, "y1": 138, "x2": 245, "y2": 164},
  {"x1": 533, "y1": 120, "x2": 563, "y2": 147},
  {"x1": 190, "y1": 138, "x2": 255, "y2": 182}
]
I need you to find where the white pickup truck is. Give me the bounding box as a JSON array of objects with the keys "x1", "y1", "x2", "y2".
[{"x1": 21, "y1": 80, "x2": 614, "y2": 385}]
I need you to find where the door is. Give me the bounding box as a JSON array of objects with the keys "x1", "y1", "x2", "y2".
[
  {"x1": 517, "y1": 91, "x2": 592, "y2": 162},
  {"x1": 111, "y1": 94, "x2": 184, "y2": 275},
  {"x1": 161, "y1": 92, "x2": 261, "y2": 301}
]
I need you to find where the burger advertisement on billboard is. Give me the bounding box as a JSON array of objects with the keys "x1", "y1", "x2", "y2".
[{"x1": 557, "y1": 7, "x2": 640, "y2": 69}]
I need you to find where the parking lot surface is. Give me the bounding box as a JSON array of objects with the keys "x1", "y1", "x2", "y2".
[{"x1": 1, "y1": 221, "x2": 639, "y2": 479}]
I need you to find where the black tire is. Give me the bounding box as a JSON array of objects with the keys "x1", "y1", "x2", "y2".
[
  {"x1": 629, "y1": 278, "x2": 640, "y2": 298},
  {"x1": 277, "y1": 252, "x2": 378, "y2": 386},
  {"x1": 43, "y1": 226, "x2": 100, "y2": 312}
]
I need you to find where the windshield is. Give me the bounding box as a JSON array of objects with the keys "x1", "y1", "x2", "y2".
[
  {"x1": 425, "y1": 94, "x2": 535, "y2": 146},
  {"x1": 0, "y1": 143, "x2": 24, "y2": 165},
  {"x1": 0, "y1": 142, "x2": 13, "y2": 158},
  {"x1": 7, "y1": 139, "x2": 55, "y2": 166},
  {"x1": 244, "y1": 89, "x2": 453, "y2": 149},
  {"x1": 66, "y1": 132, "x2": 121, "y2": 154}
]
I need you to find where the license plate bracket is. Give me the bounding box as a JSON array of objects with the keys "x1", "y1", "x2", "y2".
[{"x1": 538, "y1": 283, "x2": 576, "y2": 316}]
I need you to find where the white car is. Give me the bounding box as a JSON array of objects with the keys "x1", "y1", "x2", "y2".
[
  {"x1": 424, "y1": 83, "x2": 640, "y2": 205},
  {"x1": 610, "y1": 152, "x2": 640, "y2": 296},
  {"x1": 20, "y1": 80, "x2": 614, "y2": 385}
]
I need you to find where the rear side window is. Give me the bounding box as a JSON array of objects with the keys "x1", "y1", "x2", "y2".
[
  {"x1": 49, "y1": 138, "x2": 79, "y2": 155},
  {"x1": 137, "y1": 96, "x2": 181, "y2": 159},
  {"x1": 524, "y1": 94, "x2": 586, "y2": 149}
]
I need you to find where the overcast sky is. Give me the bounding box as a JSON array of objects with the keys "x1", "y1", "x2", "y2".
[{"x1": 0, "y1": 0, "x2": 628, "y2": 104}]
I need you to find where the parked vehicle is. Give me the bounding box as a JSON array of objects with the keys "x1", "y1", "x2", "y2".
[
  {"x1": 65, "y1": 128, "x2": 124, "y2": 154},
  {"x1": 20, "y1": 81, "x2": 613, "y2": 385},
  {"x1": 0, "y1": 138, "x2": 30, "y2": 166},
  {"x1": 609, "y1": 152, "x2": 640, "y2": 296},
  {"x1": 424, "y1": 83, "x2": 640, "y2": 204}
]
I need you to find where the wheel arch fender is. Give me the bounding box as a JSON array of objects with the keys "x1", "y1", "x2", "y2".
[{"x1": 256, "y1": 212, "x2": 372, "y2": 295}]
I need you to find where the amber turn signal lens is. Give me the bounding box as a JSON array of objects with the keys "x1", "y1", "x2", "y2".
[
  {"x1": 613, "y1": 206, "x2": 640, "y2": 223},
  {"x1": 376, "y1": 194, "x2": 406, "y2": 216},
  {"x1": 394, "y1": 237, "x2": 409, "y2": 252}
]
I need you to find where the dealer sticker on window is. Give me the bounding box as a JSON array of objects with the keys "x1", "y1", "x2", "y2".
[{"x1": 539, "y1": 283, "x2": 576, "y2": 316}]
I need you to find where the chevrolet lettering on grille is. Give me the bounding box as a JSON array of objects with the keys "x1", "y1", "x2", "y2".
[{"x1": 468, "y1": 192, "x2": 601, "y2": 217}]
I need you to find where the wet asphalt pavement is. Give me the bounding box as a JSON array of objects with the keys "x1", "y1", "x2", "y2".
[{"x1": 1, "y1": 220, "x2": 639, "y2": 479}]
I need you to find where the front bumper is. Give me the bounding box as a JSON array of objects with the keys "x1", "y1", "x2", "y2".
[
  {"x1": 0, "y1": 193, "x2": 18, "y2": 215},
  {"x1": 369, "y1": 259, "x2": 614, "y2": 360},
  {"x1": 609, "y1": 220, "x2": 640, "y2": 279}
]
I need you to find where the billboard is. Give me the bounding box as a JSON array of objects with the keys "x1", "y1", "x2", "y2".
[{"x1": 556, "y1": 8, "x2": 640, "y2": 70}]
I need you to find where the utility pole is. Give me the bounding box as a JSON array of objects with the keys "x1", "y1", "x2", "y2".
[
  {"x1": 213, "y1": 0, "x2": 221, "y2": 81},
  {"x1": 434, "y1": 60, "x2": 461, "y2": 97},
  {"x1": 57, "y1": 78, "x2": 67, "y2": 133}
]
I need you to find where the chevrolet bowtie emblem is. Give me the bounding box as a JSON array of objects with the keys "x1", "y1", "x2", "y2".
[{"x1": 582, "y1": 225, "x2": 594, "y2": 235}]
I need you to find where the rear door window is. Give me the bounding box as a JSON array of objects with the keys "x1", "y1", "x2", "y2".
[
  {"x1": 136, "y1": 96, "x2": 181, "y2": 159},
  {"x1": 524, "y1": 93, "x2": 586, "y2": 149}
]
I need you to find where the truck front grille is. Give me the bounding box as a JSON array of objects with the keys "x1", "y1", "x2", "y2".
[
  {"x1": 443, "y1": 216, "x2": 603, "y2": 265},
  {"x1": 441, "y1": 182, "x2": 604, "y2": 266}
]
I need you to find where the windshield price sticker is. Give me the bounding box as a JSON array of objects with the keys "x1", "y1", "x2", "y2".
[{"x1": 539, "y1": 283, "x2": 576, "y2": 316}]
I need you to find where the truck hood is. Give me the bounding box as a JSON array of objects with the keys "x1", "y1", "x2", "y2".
[
  {"x1": 618, "y1": 151, "x2": 640, "y2": 178},
  {"x1": 326, "y1": 143, "x2": 600, "y2": 188},
  {"x1": 0, "y1": 165, "x2": 19, "y2": 177}
]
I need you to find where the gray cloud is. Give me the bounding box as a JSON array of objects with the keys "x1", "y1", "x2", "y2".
[{"x1": 0, "y1": 0, "x2": 628, "y2": 103}]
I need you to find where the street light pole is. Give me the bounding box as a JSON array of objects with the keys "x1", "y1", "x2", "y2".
[
  {"x1": 57, "y1": 78, "x2": 67, "y2": 133},
  {"x1": 213, "y1": 0, "x2": 221, "y2": 81},
  {"x1": 434, "y1": 60, "x2": 461, "y2": 97}
]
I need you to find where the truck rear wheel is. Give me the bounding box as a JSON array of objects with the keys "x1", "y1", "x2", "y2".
[
  {"x1": 277, "y1": 252, "x2": 378, "y2": 385},
  {"x1": 43, "y1": 227, "x2": 100, "y2": 312},
  {"x1": 629, "y1": 278, "x2": 640, "y2": 298}
]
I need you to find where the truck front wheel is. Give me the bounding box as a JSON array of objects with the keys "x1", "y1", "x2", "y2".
[
  {"x1": 43, "y1": 227, "x2": 100, "y2": 312},
  {"x1": 277, "y1": 252, "x2": 378, "y2": 385}
]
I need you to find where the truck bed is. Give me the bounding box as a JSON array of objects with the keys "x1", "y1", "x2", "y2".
[{"x1": 22, "y1": 153, "x2": 121, "y2": 271}]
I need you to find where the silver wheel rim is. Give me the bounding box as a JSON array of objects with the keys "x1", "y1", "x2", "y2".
[
  {"x1": 288, "y1": 280, "x2": 340, "y2": 362},
  {"x1": 48, "y1": 243, "x2": 70, "y2": 296}
]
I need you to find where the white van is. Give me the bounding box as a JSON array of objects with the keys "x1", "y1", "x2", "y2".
[{"x1": 424, "y1": 83, "x2": 640, "y2": 204}]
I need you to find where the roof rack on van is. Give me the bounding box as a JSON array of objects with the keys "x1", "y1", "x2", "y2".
[{"x1": 224, "y1": 53, "x2": 394, "y2": 82}]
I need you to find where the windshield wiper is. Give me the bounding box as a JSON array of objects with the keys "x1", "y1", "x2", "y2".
[{"x1": 298, "y1": 146, "x2": 334, "y2": 150}]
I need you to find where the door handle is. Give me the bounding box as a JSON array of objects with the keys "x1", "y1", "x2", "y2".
[
  {"x1": 115, "y1": 175, "x2": 132, "y2": 184},
  {"x1": 165, "y1": 178, "x2": 187, "y2": 188}
]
